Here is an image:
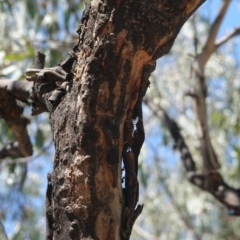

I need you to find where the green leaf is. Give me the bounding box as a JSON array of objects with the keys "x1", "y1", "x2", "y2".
[
  {"x1": 64, "y1": 8, "x2": 71, "y2": 31},
  {"x1": 26, "y1": 0, "x2": 37, "y2": 19},
  {"x1": 35, "y1": 129, "x2": 44, "y2": 149},
  {"x1": 234, "y1": 117, "x2": 240, "y2": 134},
  {"x1": 138, "y1": 163, "x2": 148, "y2": 188},
  {"x1": 211, "y1": 111, "x2": 226, "y2": 127},
  {"x1": 162, "y1": 130, "x2": 170, "y2": 145},
  {"x1": 231, "y1": 146, "x2": 240, "y2": 178},
  {"x1": 9, "y1": 163, "x2": 16, "y2": 174},
  {"x1": 0, "y1": 120, "x2": 9, "y2": 143},
  {"x1": 234, "y1": 146, "x2": 240, "y2": 161},
  {"x1": 5, "y1": 52, "x2": 28, "y2": 61}
]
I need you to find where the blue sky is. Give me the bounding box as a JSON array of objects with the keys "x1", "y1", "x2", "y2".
[{"x1": 201, "y1": 0, "x2": 240, "y2": 61}]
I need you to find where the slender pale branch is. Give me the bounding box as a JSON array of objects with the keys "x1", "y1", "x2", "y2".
[
  {"x1": 145, "y1": 99, "x2": 240, "y2": 216},
  {"x1": 215, "y1": 26, "x2": 240, "y2": 49},
  {"x1": 189, "y1": 1, "x2": 233, "y2": 171},
  {"x1": 198, "y1": 0, "x2": 231, "y2": 68},
  {"x1": 133, "y1": 224, "x2": 158, "y2": 240},
  {"x1": 0, "y1": 88, "x2": 33, "y2": 157}
]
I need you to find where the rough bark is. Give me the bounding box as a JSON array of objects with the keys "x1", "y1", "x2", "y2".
[
  {"x1": 0, "y1": 85, "x2": 32, "y2": 158},
  {"x1": 42, "y1": 0, "x2": 205, "y2": 239},
  {"x1": 0, "y1": 52, "x2": 45, "y2": 159}
]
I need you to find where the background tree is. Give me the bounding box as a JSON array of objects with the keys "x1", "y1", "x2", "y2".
[{"x1": 0, "y1": 0, "x2": 239, "y2": 239}]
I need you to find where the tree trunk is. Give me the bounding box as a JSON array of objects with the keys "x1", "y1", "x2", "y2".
[{"x1": 45, "y1": 0, "x2": 205, "y2": 239}]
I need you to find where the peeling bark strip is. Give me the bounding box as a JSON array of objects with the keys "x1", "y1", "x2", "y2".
[{"x1": 45, "y1": 0, "x2": 205, "y2": 239}]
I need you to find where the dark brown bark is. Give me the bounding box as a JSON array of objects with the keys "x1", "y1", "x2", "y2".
[
  {"x1": 0, "y1": 87, "x2": 32, "y2": 158},
  {"x1": 42, "y1": 0, "x2": 205, "y2": 239},
  {"x1": 0, "y1": 52, "x2": 46, "y2": 159}
]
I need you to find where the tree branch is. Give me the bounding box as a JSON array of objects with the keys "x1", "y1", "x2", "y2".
[
  {"x1": 0, "y1": 79, "x2": 33, "y2": 103},
  {"x1": 189, "y1": 1, "x2": 233, "y2": 171},
  {"x1": 215, "y1": 26, "x2": 240, "y2": 49},
  {"x1": 0, "y1": 142, "x2": 22, "y2": 160},
  {"x1": 198, "y1": 0, "x2": 231, "y2": 68},
  {"x1": 0, "y1": 52, "x2": 46, "y2": 160},
  {"x1": 145, "y1": 99, "x2": 240, "y2": 216},
  {"x1": 133, "y1": 224, "x2": 158, "y2": 240},
  {"x1": 0, "y1": 89, "x2": 32, "y2": 157}
]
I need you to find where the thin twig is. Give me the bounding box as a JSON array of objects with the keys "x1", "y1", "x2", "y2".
[
  {"x1": 198, "y1": 0, "x2": 231, "y2": 68},
  {"x1": 189, "y1": 0, "x2": 232, "y2": 171},
  {"x1": 215, "y1": 26, "x2": 240, "y2": 49},
  {"x1": 133, "y1": 224, "x2": 158, "y2": 240},
  {"x1": 0, "y1": 141, "x2": 53, "y2": 168}
]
